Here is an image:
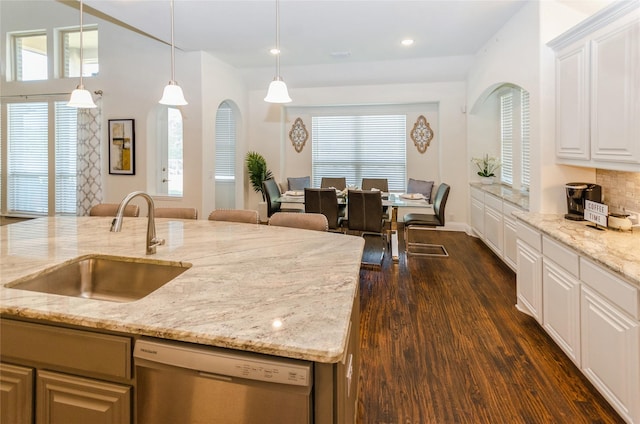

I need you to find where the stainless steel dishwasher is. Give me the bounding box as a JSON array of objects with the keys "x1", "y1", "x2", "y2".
[{"x1": 134, "y1": 338, "x2": 313, "y2": 424}]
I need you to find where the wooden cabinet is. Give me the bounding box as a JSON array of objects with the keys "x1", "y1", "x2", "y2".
[
  {"x1": 0, "y1": 319, "x2": 133, "y2": 424},
  {"x1": 549, "y1": 1, "x2": 640, "y2": 172},
  {"x1": 0, "y1": 362, "x2": 33, "y2": 424},
  {"x1": 37, "y1": 370, "x2": 130, "y2": 424}
]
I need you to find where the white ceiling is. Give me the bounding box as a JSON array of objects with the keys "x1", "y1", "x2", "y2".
[{"x1": 78, "y1": 0, "x2": 608, "y2": 88}]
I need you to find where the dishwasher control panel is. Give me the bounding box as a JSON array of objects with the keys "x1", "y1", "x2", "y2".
[{"x1": 134, "y1": 339, "x2": 311, "y2": 387}]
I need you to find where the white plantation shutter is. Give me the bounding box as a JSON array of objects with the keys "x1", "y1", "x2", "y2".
[
  {"x1": 215, "y1": 102, "x2": 235, "y2": 180},
  {"x1": 55, "y1": 102, "x2": 77, "y2": 214},
  {"x1": 311, "y1": 115, "x2": 406, "y2": 191},
  {"x1": 7, "y1": 103, "x2": 49, "y2": 214},
  {"x1": 500, "y1": 92, "x2": 513, "y2": 185},
  {"x1": 521, "y1": 89, "x2": 530, "y2": 189}
]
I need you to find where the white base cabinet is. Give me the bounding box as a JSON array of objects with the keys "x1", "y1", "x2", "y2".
[{"x1": 516, "y1": 219, "x2": 640, "y2": 423}]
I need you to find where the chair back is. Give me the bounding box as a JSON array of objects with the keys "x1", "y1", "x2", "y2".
[
  {"x1": 320, "y1": 177, "x2": 346, "y2": 191},
  {"x1": 347, "y1": 190, "x2": 383, "y2": 233},
  {"x1": 262, "y1": 178, "x2": 282, "y2": 217},
  {"x1": 361, "y1": 178, "x2": 388, "y2": 192},
  {"x1": 208, "y1": 209, "x2": 259, "y2": 224},
  {"x1": 287, "y1": 176, "x2": 311, "y2": 191},
  {"x1": 89, "y1": 203, "x2": 139, "y2": 217},
  {"x1": 154, "y1": 207, "x2": 198, "y2": 219},
  {"x1": 432, "y1": 183, "x2": 451, "y2": 226},
  {"x1": 268, "y1": 212, "x2": 328, "y2": 232},
  {"x1": 304, "y1": 188, "x2": 340, "y2": 229}
]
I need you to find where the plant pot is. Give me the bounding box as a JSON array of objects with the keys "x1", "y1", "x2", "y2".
[{"x1": 480, "y1": 176, "x2": 494, "y2": 185}]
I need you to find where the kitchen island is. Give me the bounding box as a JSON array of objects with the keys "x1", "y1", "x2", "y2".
[{"x1": 0, "y1": 217, "x2": 365, "y2": 423}]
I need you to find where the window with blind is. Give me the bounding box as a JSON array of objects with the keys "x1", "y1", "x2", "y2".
[
  {"x1": 6, "y1": 101, "x2": 77, "y2": 215},
  {"x1": 167, "y1": 107, "x2": 183, "y2": 197},
  {"x1": 311, "y1": 115, "x2": 406, "y2": 191},
  {"x1": 215, "y1": 102, "x2": 236, "y2": 181},
  {"x1": 12, "y1": 32, "x2": 48, "y2": 81},
  {"x1": 500, "y1": 91, "x2": 513, "y2": 185},
  {"x1": 521, "y1": 89, "x2": 530, "y2": 189},
  {"x1": 62, "y1": 27, "x2": 99, "y2": 78}
]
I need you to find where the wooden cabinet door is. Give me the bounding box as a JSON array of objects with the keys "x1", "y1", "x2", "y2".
[
  {"x1": 581, "y1": 285, "x2": 640, "y2": 423},
  {"x1": 590, "y1": 15, "x2": 640, "y2": 164},
  {"x1": 0, "y1": 362, "x2": 33, "y2": 424},
  {"x1": 542, "y1": 260, "x2": 581, "y2": 366},
  {"x1": 516, "y1": 240, "x2": 542, "y2": 323},
  {"x1": 555, "y1": 41, "x2": 590, "y2": 160},
  {"x1": 36, "y1": 370, "x2": 130, "y2": 424}
]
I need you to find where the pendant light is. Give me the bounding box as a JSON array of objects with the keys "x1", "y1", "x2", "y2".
[
  {"x1": 67, "y1": 0, "x2": 97, "y2": 109},
  {"x1": 264, "y1": 0, "x2": 292, "y2": 103},
  {"x1": 159, "y1": 0, "x2": 188, "y2": 105}
]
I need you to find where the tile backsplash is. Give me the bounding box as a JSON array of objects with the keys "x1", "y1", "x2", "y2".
[{"x1": 596, "y1": 170, "x2": 640, "y2": 213}]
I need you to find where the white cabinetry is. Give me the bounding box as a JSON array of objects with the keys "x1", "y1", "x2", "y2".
[
  {"x1": 469, "y1": 187, "x2": 523, "y2": 271},
  {"x1": 515, "y1": 221, "x2": 542, "y2": 322},
  {"x1": 542, "y1": 237, "x2": 581, "y2": 366},
  {"x1": 549, "y1": 2, "x2": 640, "y2": 172}
]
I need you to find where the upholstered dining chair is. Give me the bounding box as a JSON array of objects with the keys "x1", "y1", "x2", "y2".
[
  {"x1": 347, "y1": 190, "x2": 385, "y2": 268},
  {"x1": 320, "y1": 177, "x2": 347, "y2": 191},
  {"x1": 208, "y1": 209, "x2": 259, "y2": 224},
  {"x1": 268, "y1": 212, "x2": 329, "y2": 232},
  {"x1": 154, "y1": 207, "x2": 198, "y2": 219},
  {"x1": 304, "y1": 188, "x2": 344, "y2": 231},
  {"x1": 361, "y1": 178, "x2": 389, "y2": 192},
  {"x1": 403, "y1": 183, "x2": 450, "y2": 257},
  {"x1": 263, "y1": 178, "x2": 302, "y2": 218},
  {"x1": 89, "y1": 203, "x2": 139, "y2": 217}
]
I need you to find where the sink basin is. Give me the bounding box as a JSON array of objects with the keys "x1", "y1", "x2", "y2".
[{"x1": 6, "y1": 255, "x2": 191, "y2": 302}]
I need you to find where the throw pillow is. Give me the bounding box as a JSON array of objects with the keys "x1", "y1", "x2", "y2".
[{"x1": 407, "y1": 178, "x2": 434, "y2": 202}]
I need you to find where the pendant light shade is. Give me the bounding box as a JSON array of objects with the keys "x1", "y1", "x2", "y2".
[
  {"x1": 159, "y1": 0, "x2": 188, "y2": 106},
  {"x1": 264, "y1": 0, "x2": 291, "y2": 103},
  {"x1": 67, "y1": 0, "x2": 96, "y2": 109}
]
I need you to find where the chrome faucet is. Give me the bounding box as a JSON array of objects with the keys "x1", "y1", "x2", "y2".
[{"x1": 110, "y1": 191, "x2": 165, "y2": 254}]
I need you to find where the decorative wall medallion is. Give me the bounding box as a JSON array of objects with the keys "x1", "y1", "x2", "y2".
[
  {"x1": 289, "y1": 117, "x2": 308, "y2": 153},
  {"x1": 410, "y1": 115, "x2": 434, "y2": 154}
]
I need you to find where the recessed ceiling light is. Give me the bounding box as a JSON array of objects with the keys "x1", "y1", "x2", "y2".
[
  {"x1": 270, "y1": 48, "x2": 280, "y2": 55},
  {"x1": 401, "y1": 39, "x2": 414, "y2": 46}
]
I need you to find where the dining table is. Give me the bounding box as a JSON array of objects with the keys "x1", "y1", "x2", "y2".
[{"x1": 278, "y1": 191, "x2": 434, "y2": 262}]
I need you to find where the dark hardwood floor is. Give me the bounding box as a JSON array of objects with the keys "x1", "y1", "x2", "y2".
[{"x1": 357, "y1": 228, "x2": 624, "y2": 424}]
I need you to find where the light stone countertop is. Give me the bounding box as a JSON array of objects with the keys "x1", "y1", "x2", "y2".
[
  {"x1": 0, "y1": 217, "x2": 365, "y2": 363},
  {"x1": 470, "y1": 182, "x2": 530, "y2": 210},
  {"x1": 513, "y1": 211, "x2": 640, "y2": 288}
]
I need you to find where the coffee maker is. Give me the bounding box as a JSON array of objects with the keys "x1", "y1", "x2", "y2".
[{"x1": 565, "y1": 182, "x2": 602, "y2": 221}]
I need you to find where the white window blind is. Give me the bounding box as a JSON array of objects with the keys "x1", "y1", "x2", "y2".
[
  {"x1": 6, "y1": 101, "x2": 77, "y2": 215},
  {"x1": 7, "y1": 103, "x2": 49, "y2": 214},
  {"x1": 311, "y1": 115, "x2": 406, "y2": 191},
  {"x1": 167, "y1": 107, "x2": 183, "y2": 197},
  {"x1": 521, "y1": 89, "x2": 530, "y2": 189},
  {"x1": 55, "y1": 102, "x2": 77, "y2": 214},
  {"x1": 215, "y1": 102, "x2": 236, "y2": 180},
  {"x1": 500, "y1": 92, "x2": 513, "y2": 185}
]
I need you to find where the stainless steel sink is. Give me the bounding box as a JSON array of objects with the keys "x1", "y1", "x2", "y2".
[{"x1": 6, "y1": 255, "x2": 191, "y2": 302}]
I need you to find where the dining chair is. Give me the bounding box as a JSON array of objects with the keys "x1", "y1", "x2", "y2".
[
  {"x1": 263, "y1": 178, "x2": 302, "y2": 218},
  {"x1": 320, "y1": 177, "x2": 347, "y2": 191},
  {"x1": 287, "y1": 176, "x2": 311, "y2": 191},
  {"x1": 208, "y1": 209, "x2": 259, "y2": 224},
  {"x1": 268, "y1": 212, "x2": 329, "y2": 232},
  {"x1": 403, "y1": 183, "x2": 450, "y2": 257},
  {"x1": 407, "y1": 178, "x2": 435, "y2": 203},
  {"x1": 347, "y1": 190, "x2": 385, "y2": 268},
  {"x1": 154, "y1": 207, "x2": 198, "y2": 219},
  {"x1": 361, "y1": 178, "x2": 389, "y2": 192},
  {"x1": 304, "y1": 188, "x2": 345, "y2": 231},
  {"x1": 89, "y1": 203, "x2": 140, "y2": 217}
]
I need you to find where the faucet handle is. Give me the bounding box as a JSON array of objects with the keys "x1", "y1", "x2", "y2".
[{"x1": 151, "y1": 238, "x2": 165, "y2": 247}]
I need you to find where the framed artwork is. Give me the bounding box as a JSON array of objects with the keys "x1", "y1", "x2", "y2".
[
  {"x1": 410, "y1": 115, "x2": 434, "y2": 154},
  {"x1": 289, "y1": 117, "x2": 308, "y2": 153},
  {"x1": 108, "y1": 119, "x2": 135, "y2": 175}
]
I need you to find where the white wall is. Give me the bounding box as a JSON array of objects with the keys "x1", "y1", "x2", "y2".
[
  {"x1": 466, "y1": 0, "x2": 596, "y2": 214},
  {"x1": 246, "y1": 81, "x2": 468, "y2": 226}
]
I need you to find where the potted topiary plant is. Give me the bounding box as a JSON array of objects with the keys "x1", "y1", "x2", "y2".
[{"x1": 245, "y1": 151, "x2": 273, "y2": 202}]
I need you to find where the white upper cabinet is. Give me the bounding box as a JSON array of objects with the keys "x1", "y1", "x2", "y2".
[{"x1": 549, "y1": 1, "x2": 640, "y2": 172}]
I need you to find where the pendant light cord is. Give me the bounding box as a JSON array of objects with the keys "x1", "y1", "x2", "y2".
[
  {"x1": 170, "y1": 0, "x2": 176, "y2": 83},
  {"x1": 275, "y1": 0, "x2": 281, "y2": 79},
  {"x1": 79, "y1": 0, "x2": 84, "y2": 87}
]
